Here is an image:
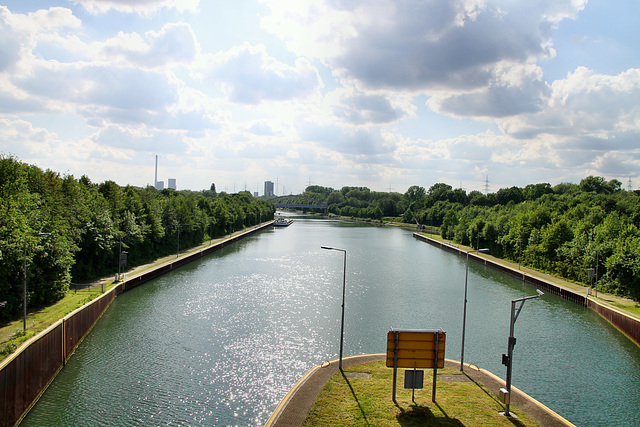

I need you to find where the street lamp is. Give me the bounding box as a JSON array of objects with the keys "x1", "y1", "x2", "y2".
[
  {"x1": 176, "y1": 223, "x2": 191, "y2": 257},
  {"x1": 321, "y1": 246, "x2": 347, "y2": 370},
  {"x1": 501, "y1": 289, "x2": 544, "y2": 417},
  {"x1": 460, "y1": 247, "x2": 489, "y2": 371},
  {"x1": 118, "y1": 234, "x2": 128, "y2": 285},
  {"x1": 24, "y1": 232, "x2": 51, "y2": 333}
]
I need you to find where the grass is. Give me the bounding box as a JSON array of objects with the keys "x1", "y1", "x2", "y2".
[
  {"x1": 420, "y1": 233, "x2": 640, "y2": 320},
  {"x1": 0, "y1": 283, "x2": 109, "y2": 361},
  {"x1": 304, "y1": 361, "x2": 537, "y2": 427},
  {"x1": 0, "y1": 223, "x2": 271, "y2": 362}
]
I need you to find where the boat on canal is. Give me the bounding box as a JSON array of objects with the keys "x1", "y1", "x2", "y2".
[{"x1": 273, "y1": 217, "x2": 293, "y2": 227}]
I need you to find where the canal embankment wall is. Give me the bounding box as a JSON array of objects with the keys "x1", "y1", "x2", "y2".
[
  {"x1": 413, "y1": 233, "x2": 640, "y2": 347},
  {"x1": 0, "y1": 222, "x2": 273, "y2": 427}
]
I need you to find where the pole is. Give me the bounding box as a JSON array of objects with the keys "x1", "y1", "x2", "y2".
[
  {"x1": 392, "y1": 330, "x2": 399, "y2": 403},
  {"x1": 23, "y1": 236, "x2": 27, "y2": 334},
  {"x1": 504, "y1": 300, "x2": 517, "y2": 416},
  {"x1": 321, "y1": 246, "x2": 347, "y2": 370},
  {"x1": 595, "y1": 251, "x2": 599, "y2": 297},
  {"x1": 503, "y1": 290, "x2": 543, "y2": 417},
  {"x1": 433, "y1": 332, "x2": 440, "y2": 402},
  {"x1": 23, "y1": 233, "x2": 50, "y2": 334},
  {"x1": 118, "y1": 234, "x2": 122, "y2": 281},
  {"x1": 461, "y1": 248, "x2": 489, "y2": 371},
  {"x1": 340, "y1": 248, "x2": 346, "y2": 370}
]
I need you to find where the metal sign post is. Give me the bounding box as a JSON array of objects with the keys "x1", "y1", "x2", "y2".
[
  {"x1": 433, "y1": 332, "x2": 440, "y2": 402},
  {"x1": 387, "y1": 328, "x2": 446, "y2": 403}
]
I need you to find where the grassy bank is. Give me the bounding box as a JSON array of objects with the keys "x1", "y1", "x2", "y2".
[
  {"x1": 303, "y1": 361, "x2": 537, "y2": 426},
  {"x1": 420, "y1": 233, "x2": 640, "y2": 319},
  {"x1": 0, "y1": 283, "x2": 108, "y2": 360},
  {"x1": 0, "y1": 224, "x2": 269, "y2": 362}
]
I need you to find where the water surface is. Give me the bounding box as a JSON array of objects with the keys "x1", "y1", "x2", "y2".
[{"x1": 23, "y1": 217, "x2": 640, "y2": 426}]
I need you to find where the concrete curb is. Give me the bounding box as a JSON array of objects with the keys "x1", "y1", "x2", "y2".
[{"x1": 265, "y1": 354, "x2": 575, "y2": 427}]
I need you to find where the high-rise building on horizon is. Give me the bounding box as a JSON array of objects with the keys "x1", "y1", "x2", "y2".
[{"x1": 264, "y1": 181, "x2": 274, "y2": 197}]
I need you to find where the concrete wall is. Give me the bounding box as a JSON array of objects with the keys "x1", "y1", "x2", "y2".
[
  {"x1": 0, "y1": 285, "x2": 119, "y2": 427},
  {"x1": 0, "y1": 222, "x2": 273, "y2": 427},
  {"x1": 587, "y1": 298, "x2": 640, "y2": 346}
]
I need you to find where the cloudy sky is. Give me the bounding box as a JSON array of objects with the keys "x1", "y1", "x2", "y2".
[{"x1": 1, "y1": 0, "x2": 639, "y2": 195}]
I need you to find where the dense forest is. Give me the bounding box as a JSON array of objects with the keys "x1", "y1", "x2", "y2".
[
  {"x1": 0, "y1": 156, "x2": 274, "y2": 321},
  {"x1": 302, "y1": 178, "x2": 640, "y2": 301}
]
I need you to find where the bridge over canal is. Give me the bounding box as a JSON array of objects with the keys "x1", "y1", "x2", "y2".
[{"x1": 268, "y1": 195, "x2": 329, "y2": 214}]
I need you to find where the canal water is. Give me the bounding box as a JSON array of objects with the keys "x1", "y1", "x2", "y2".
[{"x1": 23, "y1": 216, "x2": 640, "y2": 426}]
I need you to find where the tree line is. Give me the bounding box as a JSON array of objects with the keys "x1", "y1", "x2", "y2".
[
  {"x1": 303, "y1": 178, "x2": 640, "y2": 301},
  {"x1": 2, "y1": 153, "x2": 637, "y2": 323},
  {"x1": 0, "y1": 156, "x2": 274, "y2": 321}
]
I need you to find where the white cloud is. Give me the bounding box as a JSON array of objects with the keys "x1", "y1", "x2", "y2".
[
  {"x1": 199, "y1": 43, "x2": 321, "y2": 104},
  {"x1": 428, "y1": 64, "x2": 550, "y2": 118},
  {"x1": 262, "y1": 0, "x2": 585, "y2": 93},
  {"x1": 72, "y1": 0, "x2": 199, "y2": 15},
  {"x1": 1, "y1": 0, "x2": 637, "y2": 193},
  {"x1": 500, "y1": 67, "x2": 640, "y2": 140},
  {"x1": 331, "y1": 88, "x2": 412, "y2": 125},
  {"x1": 0, "y1": 6, "x2": 81, "y2": 72},
  {"x1": 298, "y1": 121, "x2": 396, "y2": 156},
  {"x1": 0, "y1": 118, "x2": 57, "y2": 157},
  {"x1": 97, "y1": 22, "x2": 199, "y2": 68},
  {"x1": 13, "y1": 61, "x2": 178, "y2": 114}
]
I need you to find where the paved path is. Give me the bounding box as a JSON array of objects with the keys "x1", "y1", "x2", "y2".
[{"x1": 265, "y1": 354, "x2": 575, "y2": 427}]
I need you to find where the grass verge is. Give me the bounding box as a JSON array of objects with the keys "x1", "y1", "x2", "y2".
[
  {"x1": 0, "y1": 223, "x2": 270, "y2": 362},
  {"x1": 303, "y1": 361, "x2": 537, "y2": 426},
  {"x1": 0, "y1": 283, "x2": 109, "y2": 361},
  {"x1": 419, "y1": 233, "x2": 640, "y2": 319}
]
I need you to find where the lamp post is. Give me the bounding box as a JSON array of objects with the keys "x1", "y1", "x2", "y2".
[
  {"x1": 209, "y1": 218, "x2": 216, "y2": 246},
  {"x1": 321, "y1": 246, "x2": 347, "y2": 370},
  {"x1": 24, "y1": 232, "x2": 51, "y2": 333},
  {"x1": 176, "y1": 223, "x2": 191, "y2": 257},
  {"x1": 460, "y1": 247, "x2": 489, "y2": 371},
  {"x1": 502, "y1": 289, "x2": 544, "y2": 417},
  {"x1": 118, "y1": 234, "x2": 128, "y2": 286},
  {"x1": 177, "y1": 224, "x2": 181, "y2": 258}
]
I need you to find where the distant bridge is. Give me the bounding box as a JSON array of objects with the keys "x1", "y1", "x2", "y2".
[{"x1": 268, "y1": 195, "x2": 329, "y2": 214}]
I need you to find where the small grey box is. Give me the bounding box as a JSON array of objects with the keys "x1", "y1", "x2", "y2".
[{"x1": 404, "y1": 370, "x2": 424, "y2": 389}]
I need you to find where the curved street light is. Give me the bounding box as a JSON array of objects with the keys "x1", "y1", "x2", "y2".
[
  {"x1": 460, "y1": 247, "x2": 489, "y2": 371},
  {"x1": 321, "y1": 246, "x2": 347, "y2": 370},
  {"x1": 502, "y1": 289, "x2": 544, "y2": 417}
]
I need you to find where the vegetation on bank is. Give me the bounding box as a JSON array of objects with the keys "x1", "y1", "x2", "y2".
[
  {"x1": 0, "y1": 156, "x2": 275, "y2": 322},
  {"x1": 301, "y1": 179, "x2": 640, "y2": 301},
  {"x1": 303, "y1": 361, "x2": 538, "y2": 426},
  {"x1": 2, "y1": 154, "x2": 639, "y2": 328}
]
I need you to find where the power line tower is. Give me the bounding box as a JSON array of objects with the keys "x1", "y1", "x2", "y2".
[
  {"x1": 628, "y1": 177, "x2": 633, "y2": 191},
  {"x1": 484, "y1": 175, "x2": 490, "y2": 195}
]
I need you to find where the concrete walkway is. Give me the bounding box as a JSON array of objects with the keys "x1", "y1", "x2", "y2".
[{"x1": 265, "y1": 354, "x2": 575, "y2": 427}]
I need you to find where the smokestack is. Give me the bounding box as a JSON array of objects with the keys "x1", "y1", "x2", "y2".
[{"x1": 155, "y1": 155, "x2": 158, "y2": 187}]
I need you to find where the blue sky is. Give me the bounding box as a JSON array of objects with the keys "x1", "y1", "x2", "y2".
[{"x1": 1, "y1": 0, "x2": 639, "y2": 195}]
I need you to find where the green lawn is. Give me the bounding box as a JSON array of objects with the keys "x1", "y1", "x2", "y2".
[
  {"x1": 304, "y1": 361, "x2": 538, "y2": 426},
  {"x1": 0, "y1": 283, "x2": 109, "y2": 360},
  {"x1": 421, "y1": 233, "x2": 640, "y2": 319}
]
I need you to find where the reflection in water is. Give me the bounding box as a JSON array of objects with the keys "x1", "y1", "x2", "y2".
[{"x1": 23, "y1": 218, "x2": 640, "y2": 426}]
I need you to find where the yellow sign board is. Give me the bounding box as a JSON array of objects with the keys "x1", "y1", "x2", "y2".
[{"x1": 386, "y1": 329, "x2": 445, "y2": 368}]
